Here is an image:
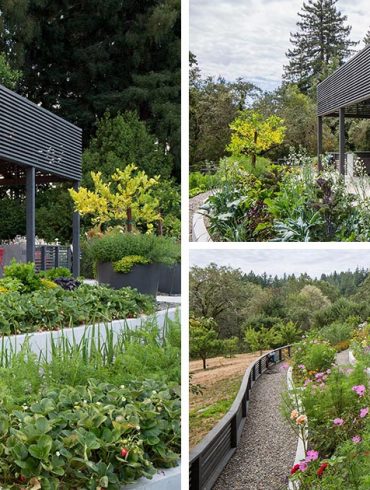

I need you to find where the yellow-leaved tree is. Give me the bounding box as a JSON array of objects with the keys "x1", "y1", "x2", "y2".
[
  {"x1": 227, "y1": 110, "x2": 286, "y2": 166},
  {"x1": 69, "y1": 164, "x2": 161, "y2": 234}
]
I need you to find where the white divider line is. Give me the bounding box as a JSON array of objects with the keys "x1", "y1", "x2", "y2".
[{"x1": 287, "y1": 366, "x2": 306, "y2": 490}]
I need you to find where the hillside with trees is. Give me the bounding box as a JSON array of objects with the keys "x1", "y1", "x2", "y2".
[{"x1": 190, "y1": 264, "x2": 370, "y2": 367}]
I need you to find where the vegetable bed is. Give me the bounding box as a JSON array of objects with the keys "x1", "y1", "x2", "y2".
[
  {"x1": 0, "y1": 285, "x2": 155, "y2": 336},
  {"x1": 0, "y1": 318, "x2": 181, "y2": 489}
]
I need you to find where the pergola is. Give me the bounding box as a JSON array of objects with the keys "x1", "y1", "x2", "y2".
[
  {"x1": 0, "y1": 84, "x2": 82, "y2": 276},
  {"x1": 317, "y1": 44, "x2": 370, "y2": 174}
]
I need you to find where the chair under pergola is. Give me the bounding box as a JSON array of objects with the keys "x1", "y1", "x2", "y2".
[
  {"x1": 317, "y1": 44, "x2": 370, "y2": 174},
  {"x1": 0, "y1": 84, "x2": 82, "y2": 276}
]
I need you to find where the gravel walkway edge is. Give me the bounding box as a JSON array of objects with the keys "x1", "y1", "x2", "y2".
[{"x1": 213, "y1": 365, "x2": 297, "y2": 490}]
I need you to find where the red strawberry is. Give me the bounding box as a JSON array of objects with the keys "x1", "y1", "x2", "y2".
[{"x1": 120, "y1": 448, "x2": 129, "y2": 458}]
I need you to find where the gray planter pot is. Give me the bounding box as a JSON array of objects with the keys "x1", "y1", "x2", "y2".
[
  {"x1": 97, "y1": 262, "x2": 160, "y2": 295},
  {"x1": 158, "y1": 263, "x2": 181, "y2": 294}
]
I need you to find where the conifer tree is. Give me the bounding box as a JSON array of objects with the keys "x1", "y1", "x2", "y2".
[
  {"x1": 364, "y1": 29, "x2": 370, "y2": 46},
  {"x1": 0, "y1": 0, "x2": 180, "y2": 178},
  {"x1": 284, "y1": 0, "x2": 357, "y2": 92}
]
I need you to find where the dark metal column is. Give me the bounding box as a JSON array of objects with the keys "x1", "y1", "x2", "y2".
[
  {"x1": 26, "y1": 166, "x2": 36, "y2": 263},
  {"x1": 72, "y1": 181, "x2": 80, "y2": 277},
  {"x1": 339, "y1": 107, "x2": 346, "y2": 175},
  {"x1": 317, "y1": 116, "x2": 323, "y2": 171}
]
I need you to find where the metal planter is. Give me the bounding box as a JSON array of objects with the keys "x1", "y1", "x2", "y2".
[{"x1": 97, "y1": 262, "x2": 160, "y2": 295}]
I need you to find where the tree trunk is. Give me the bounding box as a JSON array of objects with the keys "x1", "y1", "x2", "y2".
[
  {"x1": 202, "y1": 357, "x2": 207, "y2": 370},
  {"x1": 251, "y1": 130, "x2": 258, "y2": 167},
  {"x1": 127, "y1": 207, "x2": 132, "y2": 232}
]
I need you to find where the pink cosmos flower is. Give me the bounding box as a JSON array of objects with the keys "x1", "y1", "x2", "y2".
[
  {"x1": 304, "y1": 379, "x2": 312, "y2": 387},
  {"x1": 352, "y1": 385, "x2": 366, "y2": 397},
  {"x1": 305, "y1": 450, "x2": 319, "y2": 462},
  {"x1": 360, "y1": 407, "x2": 369, "y2": 418},
  {"x1": 299, "y1": 461, "x2": 308, "y2": 472},
  {"x1": 315, "y1": 372, "x2": 325, "y2": 380},
  {"x1": 352, "y1": 435, "x2": 362, "y2": 444},
  {"x1": 333, "y1": 418, "x2": 344, "y2": 426},
  {"x1": 298, "y1": 364, "x2": 305, "y2": 370}
]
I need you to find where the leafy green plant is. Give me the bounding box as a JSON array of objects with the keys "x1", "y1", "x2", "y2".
[
  {"x1": 320, "y1": 321, "x2": 354, "y2": 347},
  {"x1": 292, "y1": 335, "x2": 336, "y2": 375},
  {"x1": 40, "y1": 267, "x2": 72, "y2": 280},
  {"x1": 0, "y1": 317, "x2": 181, "y2": 488},
  {"x1": 189, "y1": 171, "x2": 219, "y2": 197},
  {"x1": 222, "y1": 337, "x2": 240, "y2": 358},
  {"x1": 0, "y1": 285, "x2": 155, "y2": 336},
  {"x1": 89, "y1": 231, "x2": 180, "y2": 266},
  {"x1": 113, "y1": 255, "x2": 150, "y2": 273},
  {"x1": 3, "y1": 261, "x2": 42, "y2": 293},
  {"x1": 244, "y1": 326, "x2": 281, "y2": 355}
]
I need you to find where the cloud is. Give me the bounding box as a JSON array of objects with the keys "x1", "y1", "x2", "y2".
[
  {"x1": 190, "y1": 0, "x2": 369, "y2": 90},
  {"x1": 189, "y1": 248, "x2": 370, "y2": 278}
]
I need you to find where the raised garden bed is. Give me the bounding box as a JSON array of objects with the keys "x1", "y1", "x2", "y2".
[
  {"x1": 1, "y1": 307, "x2": 179, "y2": 358},
  {"x1": 0, "y1": 314, "x2": 181, "y2": 489}
]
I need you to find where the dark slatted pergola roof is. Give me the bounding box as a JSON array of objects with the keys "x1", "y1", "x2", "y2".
[
  {"x1": 0, "y1": 84, "x2": 82, "y2": 275},
  {"x1": 317, "y1": 45, "x2": 370, "y2": 173}
]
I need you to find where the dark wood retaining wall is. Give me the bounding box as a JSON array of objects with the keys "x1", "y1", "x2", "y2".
[{"x1": 189, "y1": 345, "x2": 292, "y2": 490}]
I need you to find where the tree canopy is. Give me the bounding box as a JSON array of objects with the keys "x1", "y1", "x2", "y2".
[
  {"x1": 283, "y1": 0, "x2": 357, "y2": 92},
  {"x1": 0, "y1": 0, "x2": 181, "y2": 177},
  {"x1": 227, "y1": 110, "x2": 286, "y2": 166}
]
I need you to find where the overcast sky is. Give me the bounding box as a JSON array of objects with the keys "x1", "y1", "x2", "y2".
[
  {"x1": 190, "y1": 0, "x2": 369, "y2": 91},
  {"x1": 189, "y1": 248, "x2": 370, "y2": 278}
]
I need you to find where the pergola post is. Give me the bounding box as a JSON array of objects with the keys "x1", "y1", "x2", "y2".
[
  {"x1": 72, "y1": 180, "x2": 80, "y2": 277},
  {"x1": 26, "y1": 166, "x2": 36, "y2": 263},
  {"x1": 339, "y1": 107, "x2": 346, "y2": 175},
  {"x1": 317, "y1": 116, "x2": 323, "y2": 171}
]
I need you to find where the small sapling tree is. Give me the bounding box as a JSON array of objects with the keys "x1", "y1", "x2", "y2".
[
  {"x1": 227, "y1": 110, "x2": 286, "y2": 167},
  {"x1": 190, "y1": 317, "x2": 222, "y2": 370}
]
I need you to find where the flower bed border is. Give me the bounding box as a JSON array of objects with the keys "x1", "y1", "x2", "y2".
[
  {"x1": 124, "y1": 464, "x2": 181, "y2": 490},
  {"x1": 192, "y1": 193, "x2": 213, "y2": 242},
  {"x1": 287, "y1": 366, "x2": 306, "y2": 490},
  {"x1": 1, "y1": 307, "x2": 180, "y2": 358}
]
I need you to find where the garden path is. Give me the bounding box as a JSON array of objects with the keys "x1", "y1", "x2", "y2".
[
  {"x1": 189, "y1": 190, "x2": 213, "y2": 240},
  {"x1": 213, "y1": 364, "x2": 296, "y2": 490},
  {"x1": 335, "y1": 349, "x2": 349, "y2": 366}
]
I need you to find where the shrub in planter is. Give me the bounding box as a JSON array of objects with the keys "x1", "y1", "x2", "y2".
[{"x1": 89, "y1": 232, "x2": 180, "y2": 294}]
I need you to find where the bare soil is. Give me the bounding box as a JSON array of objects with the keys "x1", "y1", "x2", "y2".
[
  {"x1": 190, "y1": 352, "x2": 267, "y2": 391},
  {"x1": 190, "y1": 352, "x2": 268, "y2": 447}
]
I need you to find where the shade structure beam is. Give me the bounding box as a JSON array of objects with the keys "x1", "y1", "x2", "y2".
[
  {"x1": 339, "y1": 107, "x2": 346, "y2": 175},
  {"x1": 72, "y1": 181, "x2": 80, "y2": 278},
  {"x1": 317, "y1": 116, "x2": 323, "y2": 171},
  {"x1": 26, "y1": 166, "x2": 36, "y2": 263}
]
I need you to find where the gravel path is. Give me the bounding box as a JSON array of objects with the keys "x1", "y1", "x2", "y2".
[
  {"x1": 336, "y1": 349, "x2": 349, "y2": 366},
  {"x1": 213, "y1": 365, "x2": 297, "y2": 490},
  {"x1": 189, "y1": 191, "x2": 213, "y2": 241}
]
